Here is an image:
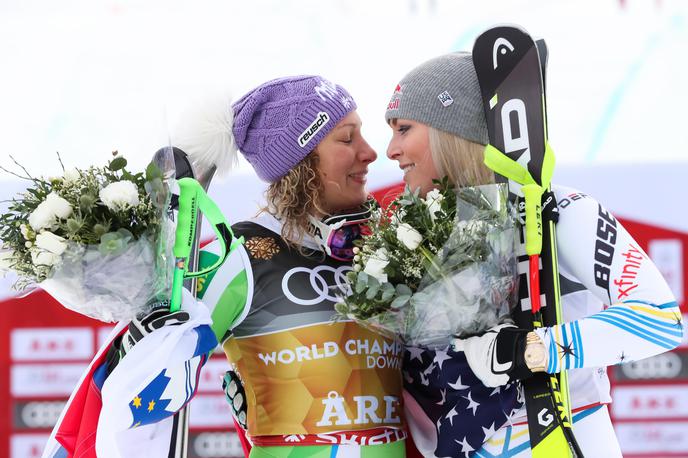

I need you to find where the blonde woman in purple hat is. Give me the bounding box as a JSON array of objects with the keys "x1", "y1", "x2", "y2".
[{"x1": 190, "y1": 76, "x2": 407, "y2": 458}]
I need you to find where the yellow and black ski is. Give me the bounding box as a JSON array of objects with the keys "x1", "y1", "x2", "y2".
[{"x1": 472, "y1": 25, "x2": 583, "y2": 457}]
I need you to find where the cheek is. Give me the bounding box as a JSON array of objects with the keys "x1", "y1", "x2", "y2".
[
  {"x1": 318, "y1": 156, "x2": 336, "y2": 179},
  {"x1": 405, "y1": 136, "x2": 426, "y2": 163},
  {"x1": 421, "y1": 157, "x2": 439, "y2": 179},
  {"x1": 322, "y1": 156, "x2": 353, "y2": 182}
]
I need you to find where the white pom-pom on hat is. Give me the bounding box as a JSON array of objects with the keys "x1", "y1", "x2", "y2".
[{"x1": 170, "y1": 91, "x2": 238, "y2": 178}]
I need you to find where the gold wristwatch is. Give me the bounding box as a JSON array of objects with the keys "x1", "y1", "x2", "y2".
[{"x1": 524, "y1": 331, "x2": 546, "y2": 373}]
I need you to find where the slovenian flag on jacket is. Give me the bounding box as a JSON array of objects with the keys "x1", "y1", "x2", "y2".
[{"x1": 42, "y1": 290, "x2": 217, "y2": 458}]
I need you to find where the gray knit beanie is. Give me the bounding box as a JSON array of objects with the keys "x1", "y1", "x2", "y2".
[{"x1": 385, "y1": 52, "x2": 488, "y2": 145}]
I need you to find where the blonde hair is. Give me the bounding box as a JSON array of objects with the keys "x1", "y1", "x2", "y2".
[
  {"x1": 261, "y1": 152, "x2": 327, "y2": 249},
  {"x1": 428, "y1": 127, "x2": 494, "y2": 187}
]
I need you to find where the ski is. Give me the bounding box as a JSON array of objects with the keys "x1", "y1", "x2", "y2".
[
  {"x1": 472, "y1": 25, "x2": 582, "y2": 457},
  {"x1": 172, "y1": 148, "x2": 200, "y2": 458},
  {"x1": 150, "y1": 146, "x2": 218, "y2": 458}
]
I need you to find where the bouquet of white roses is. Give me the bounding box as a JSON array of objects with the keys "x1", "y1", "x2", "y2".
[
  {"x1": 0, "y1": 152, "x2": 174, "y2": 322},
  {"x1": 336, "y1": 179, "x2": 519, "y2": 348}
]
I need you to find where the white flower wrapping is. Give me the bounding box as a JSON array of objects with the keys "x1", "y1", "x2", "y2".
[
  {"x1": 40, "y1": 220, "x2": 175, "y2": 322},
  {"x1": 350, "y1": 184, "x2": 520, "y2": 349},
  {"x1": 1, "y1": 152, "x2": 178, "y2": 323},
  {"x1": 405, "y1": 184, "x2": 518, "y2": 347}
]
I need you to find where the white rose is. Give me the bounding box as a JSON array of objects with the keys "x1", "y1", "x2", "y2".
[
  {"x1": 363, "y1": 248, "x2": 389, "y2": 283},
  {"x1": 424, "y1": 189, "x2": 444, "y2": 222},
  {"x1": 63, "y1": 168, "x2": 81, "y2": 182},
  {"x1": 425, "y1": 188, "x2": 443, "y2": 202},
  {"x1": 46, "y1": 192, "x2": 73, "y2": 219},
  {"x1": 28, "y1": 193, "x2": 73, "y2": 231},
  {"x1": 35, "y1": 231, "x2": 67, "y2": 255},
  {"x1": 28, "y1": 202, "x2": 55, "y2": 231},
  {"x1": 30, "y1": 248, "x2": 60, "y2": 267},
  {"x1": 396, "y1": 223, "x2": 423, "y2": 250},
  {"x1": 427, "y1": 199, "x2": 442, "y2": 222},
  {"x1": 99, "y1": 181, "x2": 140, "y2": 211}
]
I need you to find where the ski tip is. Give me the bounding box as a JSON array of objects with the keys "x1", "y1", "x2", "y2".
[
  {"x1": 170, "y1": 90, "x2": 239, "y2": 178},
  {"x1": 474, "y1": 23, "x2": 532, "y2": 42},
  {"x1": 472, "y1": 24, "x2": 539, "y2": 76}
]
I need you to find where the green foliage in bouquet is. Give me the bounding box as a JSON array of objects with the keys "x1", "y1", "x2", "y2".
[
  {"x1": 336, "y1": 177, "x2": 457, "y2": 319},
  {"x1": 336, "y1": 178, "x2": 517, "y2": 343},
  {"x1": 0, "y1": 153, "x2": 167, "y2": 288}
]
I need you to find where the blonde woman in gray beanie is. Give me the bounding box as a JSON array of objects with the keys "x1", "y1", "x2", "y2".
[
  {"x1": 385, "y1": 52, "x2": 678, "y2": 457},
  {"x1": 191, "y1": 76, "x2": 407, "y2": 458}
]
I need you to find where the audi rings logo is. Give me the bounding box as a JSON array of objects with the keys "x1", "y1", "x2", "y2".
[
  {"x1": 621, "y1": 353, "x2": 682, "y2": 379},
  {"x1": 19, "y1": 401, "x2": 66, "y2": 428},
  {"x1": 282, "y1": 265, "x2": 352, "y2": 305},
  {"x1": 192, "y1": 432, "x2": 244, "y2": 457}
]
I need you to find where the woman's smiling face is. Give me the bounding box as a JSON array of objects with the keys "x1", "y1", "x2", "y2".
[
  {"x1": 386, "y1": 118, "x2": 440, "y2": 196},
  {"x1": 316, "y1": 111, "x2": 377, "y2": 212}
]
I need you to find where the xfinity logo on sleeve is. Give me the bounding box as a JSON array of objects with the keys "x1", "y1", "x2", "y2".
[{"x1": 298, "y1": 112, "x2": 330, "y2": 147}]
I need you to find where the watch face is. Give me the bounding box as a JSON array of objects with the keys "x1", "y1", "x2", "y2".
[{"x1": 525, "y1": 344, "x2": 546, "y2": 367}]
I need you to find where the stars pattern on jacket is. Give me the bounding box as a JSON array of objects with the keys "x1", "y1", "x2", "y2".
[{"x1": 403, "y1": 345, "x2": 523, "y2": 457}]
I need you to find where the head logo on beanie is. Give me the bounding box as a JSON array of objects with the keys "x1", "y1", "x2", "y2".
[{"x1": 231, "y1": 75, "x2": 357, "y2": 182}]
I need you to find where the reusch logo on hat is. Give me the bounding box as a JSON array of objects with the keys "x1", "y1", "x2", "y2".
[{"x1": 298, "y1": 112, "x2": 330, "y2": 147}]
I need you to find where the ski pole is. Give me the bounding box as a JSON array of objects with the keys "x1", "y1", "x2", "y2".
[{"x1": 170, "y1": 177, "x2": 242, "y2": 312}]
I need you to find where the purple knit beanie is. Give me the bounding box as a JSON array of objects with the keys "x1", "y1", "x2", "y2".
[{"x1": 231, "y1": 75, "x2": 357, "y2": 183}]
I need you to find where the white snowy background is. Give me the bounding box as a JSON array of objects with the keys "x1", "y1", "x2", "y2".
[{"x1": 1, "y1": 0, "x2": 685, "y2": 173}]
